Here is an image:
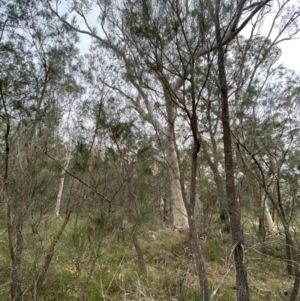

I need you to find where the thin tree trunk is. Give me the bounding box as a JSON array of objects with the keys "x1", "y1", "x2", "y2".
[
  {"x1": 133, "y1": 236, "x2": 145, "y2": 272},
  {"x1": 181, "y1": 139, "x2": 209, "y2": 300},
  {"x1": 190, "y1": 138, "x2": 209, "y2": 299},
  {"x1": 258, "y1": 189, "x2": 266, "y2": 251},
  {"x1": 11, "y1": 210, "x2": 25, "y2": 301},
  {"x1": 55, "y1": 152, "x2": 71, "y2": 217},
  {"x1": 267, "y1": 195, "x2": 300, "y2": 300},
  {"x1": 8, "y1": 175, "x2": 30, "y2": 301},
  {"x1": 285, "y1": 229, "x2": 300, "y2": 301},
  {"x1": 176, "y1": 59, "x2": 210, "y2": 300},
  {"x1": 81, "y1": 239, "x2": 102, "y2": 301},
  {"x1": 285, "y1": 234, "x2": 293, "y2": 276},
  {"x1": 214, "y1": 5, "x2": 250, "y2": 300},
  {"x1": 237, "y1": 146, "x2": 300, "y2": 300},
  {"x1": 1, "y1": 85, "x2": 24, "y2": 301},
  {"x1": 36, "y1": 199, "x2": 73, "y2": 293},
  {"x1": 200, "y1": 131, "x2": 229, "y2": 228}
]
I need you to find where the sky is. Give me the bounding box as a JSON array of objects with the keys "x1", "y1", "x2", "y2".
[
  {"x1": 243, "y1": 2, "x2": 300, "y2": 72},
  {"x1": 78, "y1": 34, "x2": 300, "y2": 72},
  {"x1": 70, "y1": 1, "x2": 300, "y2": 73},
  {"x1": 276, "y1": 39, "x2": 300, "y2": 71}
]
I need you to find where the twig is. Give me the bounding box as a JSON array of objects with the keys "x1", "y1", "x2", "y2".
[{"x1": 44, "y1": 145, "x2": 111, "y2": 204}]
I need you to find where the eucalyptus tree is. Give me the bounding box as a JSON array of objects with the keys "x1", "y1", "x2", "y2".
[
  {"x1": 224, "y1": 0, "x2": 300, "y2": 241},
  {"x1": 0, "y1": 0, "x2": 81, "y2": 299},
  {"x1": 208, "y1": 1, "x2": 253, "y2": 298},
  {"x1": 47, "y1": 0, "x2": 283, "y2": 299},
  {"x1": 47, "y1": 0, "x2": 273, "y2": 234},
  {"x1": 234, "y1": 66, "x2": 300, "y2": 300},
  {"x1": 212, "y1": 4, "x2": 300, "y2": 297}
]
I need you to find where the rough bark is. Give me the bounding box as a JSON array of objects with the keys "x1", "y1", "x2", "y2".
[
  {"x1": 188, "y1": 146, "x2": 210, "y2": 300},
  {"x1": 214, "y1": 4, "x2": 250, "y2": 300},
  {"x1": 133, "y1": 236, "x2": 145, "y2": 272},
  {"x1": 178, "y1": 136, "x2": 210, "y2": 300}
]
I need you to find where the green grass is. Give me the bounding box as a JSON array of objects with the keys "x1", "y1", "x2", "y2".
[{"x1": 0, "y1": 214, "x2": 296, "y2": 300}]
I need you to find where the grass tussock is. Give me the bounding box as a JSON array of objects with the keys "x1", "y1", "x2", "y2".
[{"x1": 0, "y1": 215, "x2": 296, "y2": 301}]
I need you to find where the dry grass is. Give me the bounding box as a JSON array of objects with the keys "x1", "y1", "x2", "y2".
[{"x1": 0, "y1": 216, "x2": 297, "y2": 300}]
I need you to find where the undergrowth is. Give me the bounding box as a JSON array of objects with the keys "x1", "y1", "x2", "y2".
[{"x1": 0, "y1": 214, "x2": 296, "y2": 300}]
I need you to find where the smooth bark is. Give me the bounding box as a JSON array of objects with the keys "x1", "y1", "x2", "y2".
[
  {"x1": 167, "y1": 139, "x2": 189, "y2": 230},
  {"x1": 55, "y1": 152, "x2": 71, "y2": 217}
]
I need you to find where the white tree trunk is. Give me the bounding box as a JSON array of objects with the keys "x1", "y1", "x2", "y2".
[
  {"x1": 167, "y1": 139, "x2": 188, "y2": 230},
  {"x1": 170, "y1": 176, "x2": 188, "y2": 230},
  {"x1": 55, "y1": 153, "x2": 71, "y2": 217},
  {"x1": 263, "y1": 200, "x2": 275, "y2": 235}
]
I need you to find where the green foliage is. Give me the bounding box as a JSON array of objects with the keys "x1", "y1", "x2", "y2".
[
  {"x1": 1, "y1": 0, "x2": 300, "y2": 300},
  {"x1": 131, "y1": 194, "x2": 156, "y2": 231},
  {"x1": 72, "y1": 141, "x2": 90, "y2": 172},
  {"x1": 0, "y1": 211, "x2": 298, "y2": 300}
]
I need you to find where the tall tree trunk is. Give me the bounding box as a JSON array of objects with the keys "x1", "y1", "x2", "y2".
[
  {"x1": 179, "y1": 128, "x2": 210, "y2": 300},
  {"x1": 187, "y1": 140, "x2": 209, "y2": 300},
  {"x1": 167, "y1": 140, "x2": 189, "y2": 230},
  {"x1": 176, "y1": 58, "x2": 210, "y2": 299},
  {"x1": 214, "y1": 5, "x2": 250, "y2": 300},
  {"x1": 285, "y1": 229, "x2": 300, "y2": 301},
  {"x1": 5, "y1": 118, "x2": 27, "y2": 301},
  {"x1": 163, "y1": 83, "x2": 189, "y2": 230},
  {"x1": 201, "y1": 139, "x2": 229, "y2": 229}
]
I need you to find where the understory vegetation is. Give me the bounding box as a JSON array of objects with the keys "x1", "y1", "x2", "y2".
[
  {"x1": 0, "y1": 211, "x2": 299, "y2": 301},
  {"x1": 1, "y1": 0, "x2": 300, "y2": 300}
]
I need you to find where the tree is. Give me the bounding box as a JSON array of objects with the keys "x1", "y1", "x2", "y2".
[
  {"x1": 0, "y1": 1, "x2": 81, "y2": 299},
  {"x1": 47, "y1": 0, "x2": 289, "y2": 299},
  {"x1": 47, "y1": 0, "x2": 274, "y2": 233},
  {"x1": 235, "y1": 67, "x2": 300, "y2": 300},
  {"x1": 209, "y1": 1, "x2": 250, "y2": 298}
]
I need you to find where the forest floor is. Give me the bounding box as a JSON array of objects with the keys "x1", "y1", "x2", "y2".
[{"x1": 0, "y1": 214, "x2": 297, "y2": 301}]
